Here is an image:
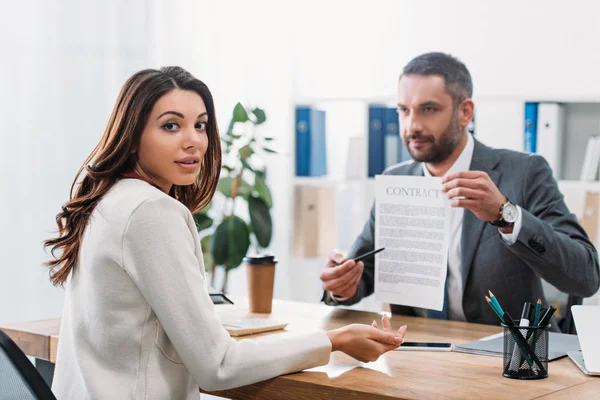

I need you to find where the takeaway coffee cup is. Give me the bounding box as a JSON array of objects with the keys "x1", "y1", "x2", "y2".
[{"x1": 243, "y1": 255, "x2": 278, "y2": 313}]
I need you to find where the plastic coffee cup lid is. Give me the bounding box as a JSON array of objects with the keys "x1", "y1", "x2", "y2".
[{"x1": 243, "y1": 254, "x2": 278, "y2": 265}]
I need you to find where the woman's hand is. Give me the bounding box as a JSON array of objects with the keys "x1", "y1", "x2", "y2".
[{"x1": 326, "y1": 315, "x2": 407, "y2": 363}]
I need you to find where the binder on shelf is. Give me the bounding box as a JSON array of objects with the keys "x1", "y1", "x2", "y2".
[
  {"x1": 345, "y1": 136, "x2": 367, "y2": 179},
  {"x1": 524, "y1": 102, "x2": 539, "y2": 153},
  {"x1": 384, "y1": 107, "x2": 401, "y2": 169},
  {"x1": 295, "y1": 106, "x2": 327, "y2": 177},
  {"x1": 293, "y1": 185, "x2": 337, "y2": 257},
  {"x1": 368, "y1": 105, "x2": 386, "y2": 177},
  {"x1": 580, "y1": 135, "x2": 600, "y2": 181},
  {"x1": 536, "y1": 103, "x2": 565, "y2": 179}
]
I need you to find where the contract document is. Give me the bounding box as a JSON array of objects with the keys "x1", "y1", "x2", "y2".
[{"x1": 374, "y1": 175, "x2": 449, "y2": 311}]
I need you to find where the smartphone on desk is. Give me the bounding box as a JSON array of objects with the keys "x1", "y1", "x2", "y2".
[
  {"x1": 209, "y1": 293, "x2": 234, "y2": 305},
  {"x1": 394, "y1": 342, "x2": 453, "y2": 351}
]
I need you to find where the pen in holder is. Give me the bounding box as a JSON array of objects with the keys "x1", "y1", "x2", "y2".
[{"x1": 502, "y1": 321, "x2": 549, "y2": 380}]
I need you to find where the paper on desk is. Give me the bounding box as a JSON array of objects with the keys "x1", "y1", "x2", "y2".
[{"x1": 374, "y1": 175, "x2": 449, "y2": 311}]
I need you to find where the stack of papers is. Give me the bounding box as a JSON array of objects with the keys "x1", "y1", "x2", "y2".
[{"x1": 454, "y1": 332, "x2": 581, "y2": 361}]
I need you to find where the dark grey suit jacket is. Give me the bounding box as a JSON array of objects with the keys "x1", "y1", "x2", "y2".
[{"x1": 323, "y1": 140, "x2": 600, "y2": 327}]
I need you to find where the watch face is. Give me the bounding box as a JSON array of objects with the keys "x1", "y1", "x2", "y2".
[{"x1": 502, "y1": 203, "x2": 518, "y2": 223}]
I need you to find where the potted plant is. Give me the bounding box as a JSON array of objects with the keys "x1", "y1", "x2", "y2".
[{"x1": 194, "y1": 103, "x2": 278, "y2": 292}]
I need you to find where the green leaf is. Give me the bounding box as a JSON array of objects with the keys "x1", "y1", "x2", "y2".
[
  {"x1": 228, "y1": 133, "x2": 242, "y2": 140},
  {"x1": 217, "y1": 176, "x2": 251, "y2": 198},
  {"x1": 251, "y1": 107, "x2": 266, "y2": 124},
  {"x1": 248, "y1": 196, "x2": 272, "y2": 248},
  {"x1": 238, "y1": 179, "x2": 252, "y2": 198},
  {"x1": 238, "y1": 145, "x2": 254, "y2": 160},
  {"x1": 255, "y1": 169, "x2": 267, "y2": 179},
  {"x1": 253, "y1": 175, "x2": 272, "y2": 208},
  {"x1": 217, "y1": 177, "x2": 235, "y2": 197},
  {"x1": 226, "y1": 119, "x2": 236, "y2": 135},
  {"x1": 232, "y1": 102, "x2": 249, "y2": 123},
  {"x1": 262, "y1": 146, "x2": 278, "y2": 154},
  {"x1": 200, "y1": 235, "x2": 214, "y2": 271},
  {"x1": 211, "y1": 216, "x2": 250, "y2": 270},
  {"x1": 193, "y1": 212, "x2": 213, "y2": 232},
  {"x1": 241, "y1": 158, "x2": 255, "y2": 173},
  {"x1": 221, "y1": 165, "x2": 234, "y2": 173}
]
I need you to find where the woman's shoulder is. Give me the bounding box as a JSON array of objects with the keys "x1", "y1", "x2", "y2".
[{"x1": 98, "y1": 179, "x2": 190, "y2": 224}]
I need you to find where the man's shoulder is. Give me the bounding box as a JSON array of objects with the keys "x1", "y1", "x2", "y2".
[
  {"x1": 474, "y1": 140, "x2": 548, "y2": 171},
  {"x1": 494, "y1": 147, "x2": 551, "y2": 170},
  {"x1": 491, "y1": 147, "x2": 531, "y2": 162}
]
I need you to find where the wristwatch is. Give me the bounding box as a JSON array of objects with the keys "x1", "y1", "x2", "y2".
[{"x1": 490, "y1": 198, "x2": 518, "y2": 228}]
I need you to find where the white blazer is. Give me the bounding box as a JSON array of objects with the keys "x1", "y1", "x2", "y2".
[{"x1": 52, "y1": 179, "x2": 331, "y2": 399}]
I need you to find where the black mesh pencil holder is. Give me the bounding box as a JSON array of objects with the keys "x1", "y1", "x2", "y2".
[{"x1": 502, "y1": 322, "x2": 549, "y2": 380}]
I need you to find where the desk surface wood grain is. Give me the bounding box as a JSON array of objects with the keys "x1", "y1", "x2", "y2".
[
  {"x1": 1, "y1": 297, "x2": 595, "y2": 399},
  {"x1": 0, "y1": 318, "x2": 60, "y2": 362}
]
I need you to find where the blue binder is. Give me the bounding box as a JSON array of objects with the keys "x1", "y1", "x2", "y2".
[
  {"x1": 524, "y1": 103, "x2": 538, "y2": 153},
  {"x1": 383, "y1": 107, "x2": 402, "y2": 168},
  {"x1": 368, "y1": 105, "x2": 386, "y2": 177},
  {"x1": 295, "y1": 106, "x2": 327, "y2": 177}
]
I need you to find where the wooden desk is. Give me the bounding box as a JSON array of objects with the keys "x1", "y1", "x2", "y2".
[
  {"x1": 1, "y1": 298, "x2": 596, "y2": 399},
  {"x1": 0, "y1": 318, "x2": 60, "y2": 363}
]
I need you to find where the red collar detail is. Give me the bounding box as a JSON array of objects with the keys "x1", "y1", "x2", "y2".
[{"x1": 121, "y1": 171, "x2": 143, "y2": 180}]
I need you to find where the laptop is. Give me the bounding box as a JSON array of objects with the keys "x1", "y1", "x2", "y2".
[{"x1": 568, "y1": 305, "x2": 600, "y2": 375}]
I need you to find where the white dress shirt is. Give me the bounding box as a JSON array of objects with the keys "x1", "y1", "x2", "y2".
[{"x1": 422, "y1": 133, "x2": 522, "y2": 320}]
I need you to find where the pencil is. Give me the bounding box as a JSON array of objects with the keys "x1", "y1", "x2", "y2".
[
  {"x1": 533, "y1": 299, "x2": 541, "y2": 326},
  {"x1": 488, "y1": 290, "x2": 504, "y2": 314}
]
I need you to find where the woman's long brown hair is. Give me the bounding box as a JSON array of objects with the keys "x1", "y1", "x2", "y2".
[{"x1": 44, "y1": 66, "x2": 221, "y2": 286}]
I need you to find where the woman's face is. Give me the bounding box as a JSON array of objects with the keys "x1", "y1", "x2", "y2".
[{"x1": 137, "y1": 89, "x2": 209, "y2": 193}]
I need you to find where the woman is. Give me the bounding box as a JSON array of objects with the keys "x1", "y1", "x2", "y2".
[{"x1": 45, "y1": 66, "x2": 407, "y2": 399}]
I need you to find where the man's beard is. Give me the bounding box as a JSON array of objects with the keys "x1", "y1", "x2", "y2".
[{"x1": 404, "y1": 112, "x2": 462, "y2": 164}]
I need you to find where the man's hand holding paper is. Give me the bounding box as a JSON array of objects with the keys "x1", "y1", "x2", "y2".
[{"x1": 442, "y1": 171, "x2": 506, "y2": 221}]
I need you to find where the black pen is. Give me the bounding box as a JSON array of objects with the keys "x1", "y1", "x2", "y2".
[
  {"x1": 508, "y1": 302, "x2": 534, "y2": 371},
  {"x1": 352, "y1": 247, "x2": 385, "y2": 263},
  {"x1": 520, "y1": 303, "x2": 534, "y2": 327},
  {"x1": 537, "y1": 306, "x2": 557, "y2": 328}
]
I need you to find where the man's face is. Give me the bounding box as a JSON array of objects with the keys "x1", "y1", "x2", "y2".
[{"x1": 397, "y1": 74, "x2": 463, "y2": 164}]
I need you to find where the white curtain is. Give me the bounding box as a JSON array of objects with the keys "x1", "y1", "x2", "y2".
[{"x1": 0, "y1": 0, "x2": 151, "y2": 324}]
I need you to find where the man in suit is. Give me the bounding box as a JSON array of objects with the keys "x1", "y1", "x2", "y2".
[{"x1": 320, "y1": 52, "x2": 600, "y2": 326}]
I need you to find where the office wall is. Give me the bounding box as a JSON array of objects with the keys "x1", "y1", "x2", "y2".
[{"x1": 292, "y1": 0, "x2": 600, "y2": 99}]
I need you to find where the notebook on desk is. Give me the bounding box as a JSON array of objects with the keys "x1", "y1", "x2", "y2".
[
  {"x1": 219, "y1": 314, "x2": 289, "y2": 337},
  {"x1": 209, "y1": 289, "x2": 288, "y2": 337},
  {"x1": 454, "y1": 331, "x2": 580, "y2": 361}
]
